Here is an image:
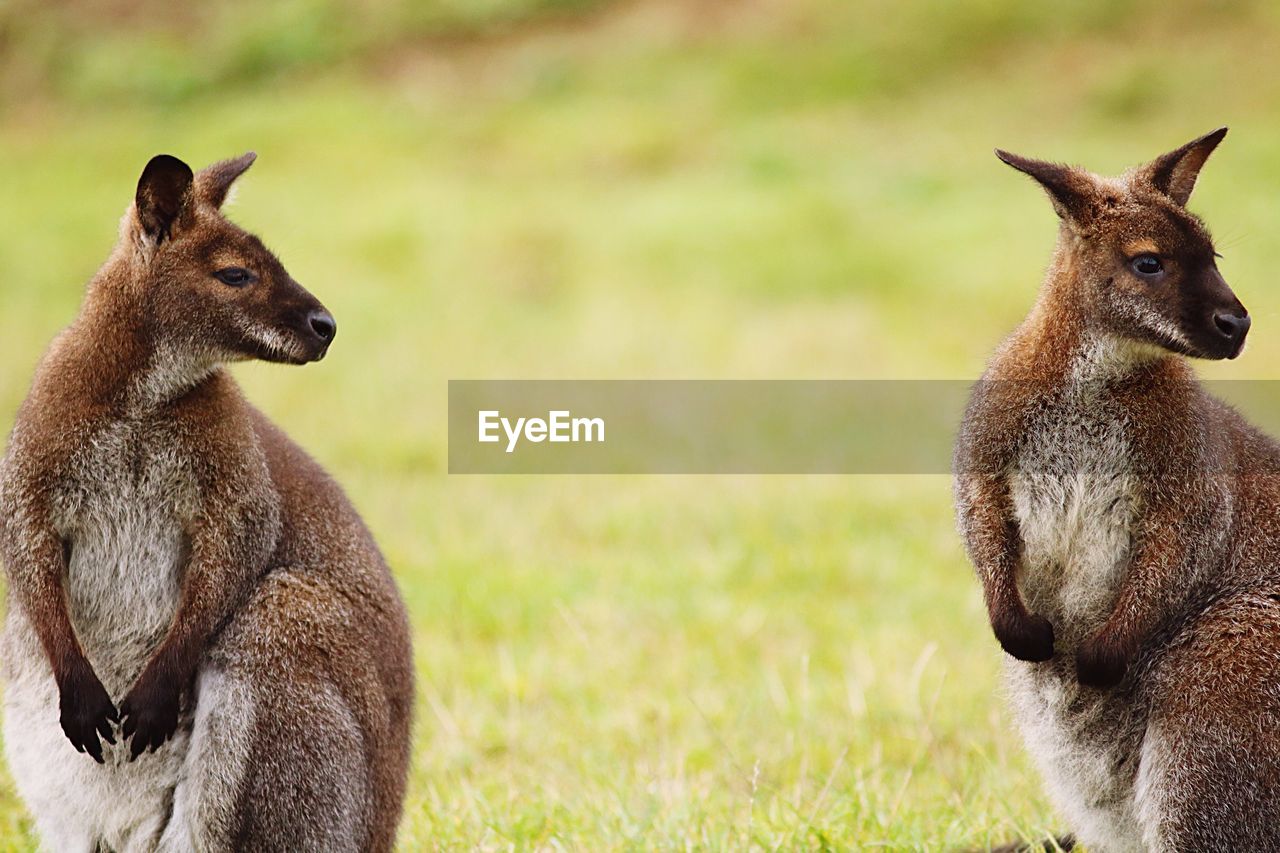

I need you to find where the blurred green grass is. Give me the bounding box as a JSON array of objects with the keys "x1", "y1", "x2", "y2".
[{"x1": 3, "y1": 0, "x2": 1280, "y2": 848}]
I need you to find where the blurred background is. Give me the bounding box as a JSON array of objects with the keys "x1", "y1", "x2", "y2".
[{"x1": 2, "y1": 0, "x2": 1279, "y2": 847}]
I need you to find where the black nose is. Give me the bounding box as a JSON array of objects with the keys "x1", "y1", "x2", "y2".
[
  {"x1": 308, "y1": 311, "x2": 337, "y2": 343},
  {"x1": 1213, "y1": 310, "x2": 1250, "y2": 342}
]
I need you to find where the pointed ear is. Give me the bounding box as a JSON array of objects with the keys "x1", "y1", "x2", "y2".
[
  {"x1": 194, "y1": 151, "x2": 257, "y2": 209},
  {"x1": 135, "y1": 155, "x2": 194, "y2": 243},
  {"x1": 995, "y1": 149, "x2": 1101, "y2": 224},
  {"x1": 1137, "y1": 127, "x2": 1228, "y2": 206}
]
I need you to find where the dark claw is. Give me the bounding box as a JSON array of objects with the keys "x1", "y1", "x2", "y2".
[
  {"x1": 97, "y1": 719, "x2": 116, "y2": 745},
  {"x1": 119, "y1": 674, "x2": 181, "y2": 760},
  {"x1": 993, "y1": 611, "x2": 1056, "y2": 663},
  {"x1": 58, "y1": 663, "x2": 119, "y2": 762},
  {"x1": 1076, "y1": 638, "x2": 1129, "y2": 689}
]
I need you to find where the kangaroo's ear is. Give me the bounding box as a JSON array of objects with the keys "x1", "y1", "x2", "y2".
[
  {"x1": 1137, "y1": 127, "x2": 1228, "y2": 206},
  {"x1": 995, "y1": 149, "x2": 1101, "y2": 225},
  {"x1": 194, "y1": 151, "x2": 257, "y2": 210},
  {"x1": 135, "y1": 154, "x2": 194, "y2": 244}
]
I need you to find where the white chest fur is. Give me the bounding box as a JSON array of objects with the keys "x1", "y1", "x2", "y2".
[
  {"x1": 52, "y1": 416, "x2": 199, "y2": 692},
  {"x1": 1009, "y1": 387, "x2": 1137, "y2": 645}
]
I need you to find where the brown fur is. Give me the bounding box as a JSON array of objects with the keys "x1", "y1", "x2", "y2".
[
  {"x1": 0, "y1": 154, "x2": 412, "y2": 850},
  {"x1": 955, "y1": 129, "x2": 1280, "y2": 847}
]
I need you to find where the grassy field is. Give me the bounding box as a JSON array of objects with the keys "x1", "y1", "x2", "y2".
[{"x1": 3, "y1": 0, "x2": 1280, "y2": 848}]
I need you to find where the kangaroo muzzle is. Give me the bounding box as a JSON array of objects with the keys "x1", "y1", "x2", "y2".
[{"x1": 1211, "y1": 308, "x2": 1250, "y2": 357}]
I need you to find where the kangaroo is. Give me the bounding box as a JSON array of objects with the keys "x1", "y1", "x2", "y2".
[
  {"x1": 955, "y1": 128, "x2": 1280, "y2": 850},
  {"x1": 0, "y1": 153, "x2": 413, "y2": 851}
]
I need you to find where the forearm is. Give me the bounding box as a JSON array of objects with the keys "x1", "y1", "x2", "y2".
[
  {"x1": 960, "y1": 475, "x2": 1024, "y2": 613},
  {"x1": 958, "y1": 474, "x2": 1053, "y2": 661},
  {"x1": 120, "y1": 499, "x2": 278, "y2": 757},
  {"x1": 4, "y1": 515, "x2": 119, "y2": 760},
  {"x1": 1077, "y1": 501, "x2": 1214, "y2": 687},
  {"x1": 142, "y1": 558, "x2": 249, "y2": 685},
  {"x1": 3, "y1": 523, "x2": 88, "y2": 684},
  {"x1": 139, "y1": 495, "x2": 279, "y2": 686},
  {"x1": 1093, "y1": 519, "x2": 1191, "y2": 654}
]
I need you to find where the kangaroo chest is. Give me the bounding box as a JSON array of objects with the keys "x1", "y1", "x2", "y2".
[
  {"x1": 1009, "y1": 392, "x2": 1137, "y2": 642},
  {"x1": 52, "y1": 416, "x2": 199, "y2": 691},
  {"x1": 1003, "y1": 392, "x2": 1149, "y2": 848}
]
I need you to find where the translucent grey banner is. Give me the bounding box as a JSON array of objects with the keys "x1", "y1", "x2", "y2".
[{"x1": 448, "y1": 380, "x2": 1280, "y2": 474}]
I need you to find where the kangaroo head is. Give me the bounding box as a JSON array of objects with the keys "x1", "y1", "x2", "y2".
[
  {"x1": 123, "y1": 152, "x2": 335, "y2": 368},
  {"x1": 997, "y1": 127, "x2": 1247, "y2": 360}
]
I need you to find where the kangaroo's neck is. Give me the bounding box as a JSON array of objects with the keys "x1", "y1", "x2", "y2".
[{"x1": 58, "y1": 269, "x2": 219, "y2": 414}]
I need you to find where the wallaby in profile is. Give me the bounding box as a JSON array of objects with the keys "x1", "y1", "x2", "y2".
[
  {"x1": 956, "y1": 128, "x2": 1280, "y2": 849},
  {"x1": 0, "y1": 153, "x2": 413, "y2": 851}
]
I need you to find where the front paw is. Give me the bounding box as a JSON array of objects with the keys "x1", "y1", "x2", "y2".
[
  {"x1": 119, "y1": 674, "x2": 181, "y2": 760},
  {"x1": 58, "y1": 664, "x2": 119, "y2": 763},
  {"x1": 1076, "y1": 636, "x2": 1129, "y2": 689},
  {"x1": 993, "y1": 611, "x2": 1056, "y2": 662}
]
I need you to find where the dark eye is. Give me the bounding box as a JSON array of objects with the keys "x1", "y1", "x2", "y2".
[
  {"x1": 1131, "y1": 254, "x2": 1164, "y2": 277},
  {"x1": 213, "y1": 267, "x2": 254, "y2": 287}
]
